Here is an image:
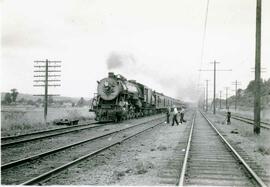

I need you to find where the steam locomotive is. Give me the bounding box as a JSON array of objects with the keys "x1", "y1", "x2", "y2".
[{"x1": 90, "y1": 72, "x2": 182, "y2": 122}]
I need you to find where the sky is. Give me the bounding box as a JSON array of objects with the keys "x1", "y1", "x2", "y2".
[{"x1": 1, "y1": 0, "x2": 270, "y2": 103}]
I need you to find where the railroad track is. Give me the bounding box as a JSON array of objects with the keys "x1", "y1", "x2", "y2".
[
  {"x1": 1, "y1": 114, "x2": 164, "y2": 148},
  {"x1": 1, "y1": 121, "x2": 101, "y2": 147},
  {"x1": 216, "y1": 111, "x2": 270, "y2": 130},
  {"x1": 1, "y1": 116, "x2": 166, "y2": 185},
  {"x1": 230, "y1": 114, "x2": 270, "y2": 130},
  {"x1": 2, "y1": 114, "x2": 166, "y2": 165},
  {"x1": 158, "y1": 113, "x2": 194, "y2": 185},
  {"x1": 177, "y1": 111, "x2": 268, "y2": 186}
]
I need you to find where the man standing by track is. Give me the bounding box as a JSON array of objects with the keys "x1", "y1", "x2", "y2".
[
  {"x1": 226, "y1": 109, "x2": 231, "y2": 125},
  {"x1": 172, "y1": 106, "x2": 179, "y2": 126},
  {"x1": 180, "y1": 107, "x2": 185, "y2": 124},
  {"x1": 166, "y1": 107, "x2": 170, "y2": 124}
]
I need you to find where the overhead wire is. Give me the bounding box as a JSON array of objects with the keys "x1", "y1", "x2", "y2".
[{"x1": 196, "y1": 0, "x2": 210, "y2": 101}]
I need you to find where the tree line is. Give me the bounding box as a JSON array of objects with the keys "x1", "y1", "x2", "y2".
[
  {"x1": 2, "y1": 89, "x2": 89, "y2": 107},
  {"x1": 2, "y1": 89, "x2": 19, "y2": 104}
]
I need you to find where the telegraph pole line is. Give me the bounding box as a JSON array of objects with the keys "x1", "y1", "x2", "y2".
[
  {"x1": 201, "y1": 86, "x2": 206, "y2": 111},
  {"x1": 219, "y1": 90, "x2": 222, "y2": 109},
  {"x1": 224, "y1": 87, "x2": 229, "y2": 109},
  {"x1": 34, "y1": 59, "x2": 61, "y2": 124},
  {"x1": 254, "y1": 0, "x2": 261, "y2": 135},
  {"x1": 197, "y1": 84, "x2": 205, "y2": 110},
  {"x1": 199, "y1": 61, "x2": 231, "y2": 114},
  {"x1": 204, "y1": 87, "x2": 206, "y2": 111},
  {"x1": 205, "y1": 80, "x2": 209, "y2": 112},
  {"x1": 232, "y1": 80, "x2": 241, "y2": 112},
  {"x1": 213, "y1": 61, "x2": 218, "y2": 114},
  {"x1": 44, "y1": 60, "x2": 48, "y2": 121},
  {"x1": 210, "y1": 60, "x2": 221, "y2": 114}
]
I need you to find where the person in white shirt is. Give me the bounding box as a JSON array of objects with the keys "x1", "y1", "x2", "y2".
[{"x1": 172, "y1": 106, "x2": 179, "y2": 126}]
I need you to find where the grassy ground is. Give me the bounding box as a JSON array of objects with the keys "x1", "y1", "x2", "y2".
[{"x1": 1, "y1": 105, "x2": 95, "y2": 136}]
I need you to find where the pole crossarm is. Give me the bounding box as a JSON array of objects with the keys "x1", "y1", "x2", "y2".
[
  {"x1": 34, "y1": 60, "x2": 61, "y2": 63},
  {"x1": 34, "y1": 80, "x2": 61, "y2": 82},
  {"x1": 199, "y1": 69, "x2": 232, "y2": 71},
  {"x1": 251, "y1": 67, "x2": 266, "y2": 69},
  {"x1": 34, "y1": 65, "x2": 61, "y2": 68},
  {"x1": 251, "y1": 69, "x2": 266, "y2": 73},
  {"x1": 34, "y1": 75, "x2": 61, "y2": 77},
  {"x1": 47, "y1": 61, "x2": 61, "y2": 63},
  {"x1": 33, "y1": 59, "x2": 62, "y2": 124},
  {"x1": 33, "y1": 94, "x2": 60, "y2": 96},
  {"x1": 34, "y1": 70, "x2": 61, "y2": 72},
  {"x1": 33, "y1": 84, "x2": 61, "y2": 87}
]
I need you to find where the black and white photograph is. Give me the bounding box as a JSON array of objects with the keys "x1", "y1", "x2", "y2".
[{"x1": 1, "y1": 0, "x2": 270, "y2": 186}]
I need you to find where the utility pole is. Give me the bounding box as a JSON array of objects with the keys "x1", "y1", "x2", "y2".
[
  {"x1": 232, "y1": 80, "x2": 241, "y2": 112},
  {"x1": 34, "y1": 59, "x2": 61, "y2": 124},
  {"x1": 212, "y1": 61, "x2": 218, "y2": 114},
  {"x1": 205, "y1": 80, "x2": 209, "y2": 112},
  {"x1": 224, "y1": 87, "x2": 229, "y2": 109},
  {"x1": 219, "y1": 90, "x2": 222, "y2": 109},
  {"x1": 199, "y1": 61, "x2": 231, "y2": 114},
  {"x1": 202, "y1": 87, "x2": 206, "y2": 110},
  {"x1": 197, "y1": 84, "x2": 205, "y2": 110},
  {"x1": 204, "y1": 87, "x2": 206, "y2": 111},
  {"x1": 254, "y1": 0, "x2": 261, "y2": 135}
]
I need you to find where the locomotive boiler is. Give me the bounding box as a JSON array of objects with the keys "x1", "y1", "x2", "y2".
[{"x1": 90, "y1": 72, "x2": 182, "y2": 122}]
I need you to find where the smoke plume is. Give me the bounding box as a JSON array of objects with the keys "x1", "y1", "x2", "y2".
[{"x1": 106, "y1": 51, "x2": 136, "y2": 70}]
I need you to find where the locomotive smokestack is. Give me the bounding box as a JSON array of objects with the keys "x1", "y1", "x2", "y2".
[{"x1": 108, "y1": 72, "x2": 115, "y2": 78}]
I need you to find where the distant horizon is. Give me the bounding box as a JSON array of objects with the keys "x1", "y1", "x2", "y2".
[
  {"x1": 0, "y1": 91, "x2": 91, "y2": 100},
  {"x1": 2, "y1": 74, "x2": 270, "y2": 101}
]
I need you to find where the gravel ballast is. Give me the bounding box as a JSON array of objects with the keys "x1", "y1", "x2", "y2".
[
  {"x1": 205, "y1": 111, "x2": 270, "y2": 185},
  {"x1": 43, "y1": 111, "x2": 194, "y2": 185},
  {"x1": 27, "y1": 109, "x2": 269, "y2": 186}
]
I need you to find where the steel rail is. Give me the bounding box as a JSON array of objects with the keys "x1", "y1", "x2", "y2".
[
  {"x1": 1, "y1": 123, "x2": 107, "y2": 147},
  {"x1": 1, "y1": 121, "x2": 98, "y2": 141},
  {"x1": 232, "y1": 114, "x2": 269, "y2": 125},
  {"x1": 217, "y1": 112, "x2": 270, "y2": 129},
  {"x1": 230, "y1": 116, "x2": 270, "y2": 130},
  {"x1": 1, "y1": 116, "x2": 164, "y2": 170},
  {"x1": 178, "y1": 113, "x2": 196, "y2": 186},
  {"x1": 1, "y1": 114, "x2": 163, "y2": 143},
  {"x1": 21, "y1": 120, "x2": 164, "y2": 185},
  {"x1": 200, "y1": 111, "x2": 267, "y2": 187}
]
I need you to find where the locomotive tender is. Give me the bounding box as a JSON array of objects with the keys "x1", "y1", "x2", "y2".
[{"x1": 90, "y1": 72, "x2": 182, "y2": 122}]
